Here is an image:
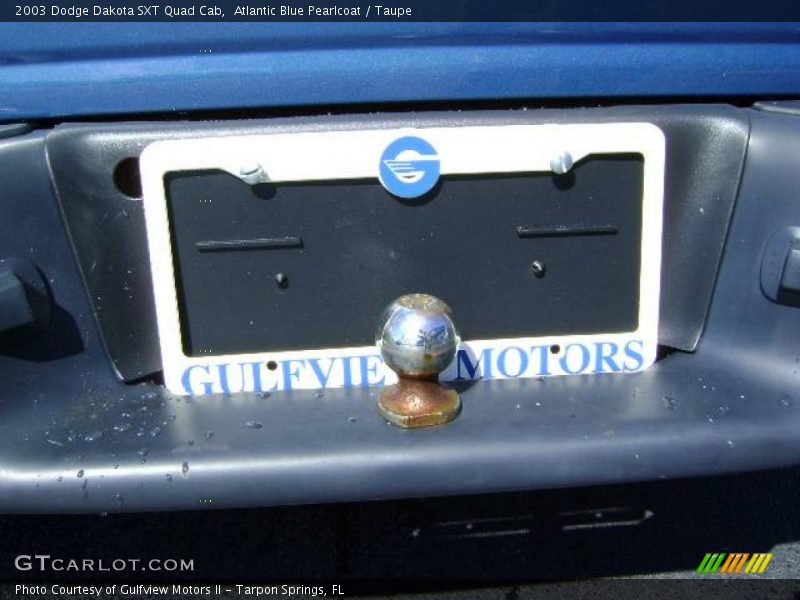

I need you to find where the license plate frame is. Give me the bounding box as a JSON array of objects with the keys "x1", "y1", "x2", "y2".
[{"x1": 141, "y1": 122, "x2": 665, "y2": 395}]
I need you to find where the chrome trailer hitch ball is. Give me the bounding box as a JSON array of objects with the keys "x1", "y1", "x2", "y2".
[{"x1": 375, "y1": 294, "x2": 461, "y2": 428}]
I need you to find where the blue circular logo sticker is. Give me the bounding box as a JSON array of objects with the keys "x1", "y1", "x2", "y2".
[{"x1": 379, "y1": 136, "x2": 441, "y2": 199}]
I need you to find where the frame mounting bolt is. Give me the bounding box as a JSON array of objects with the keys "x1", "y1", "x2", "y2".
[
  {"x1": 238, "y1": 161, "x2": 268, "y2": 185},
  {"x1": 550, "y1": 151, "x2": 574, "y2": 175}
]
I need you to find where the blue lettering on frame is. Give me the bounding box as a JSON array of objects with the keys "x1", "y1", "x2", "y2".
[
  {"x1": 342, "y1": 356, "x2": 357, "y2": 387},
  {"x1": 594, "y1": 342, "x2": 621, "y2": 373},
  {"x1": 359, "y1": 355, "x2": 385, "y2": 387},
  {"x1": 455, "y1": 348, "x2": 493, "y2": 380},
  {"x1": 281, "y1": 359, "x2": 305, "y2": 390},
  {"x1": 560, "y1": 343, "x2": 591, "y2": 375},
  {"x1": 531, "y1": 344, "x2": 552, "y2": 376},
  {"x1": 308, "y1": 357, "x2": 337, "y2": 388},
  {"x1": 623, "y1": 340, "x2": 644, "y2": 371},
  {"x1": 497, "y1": 346, "x2": 529, "y2": 378},
  {"x1": 182, "y1": 364, "x2": 213, "y2": 395}
]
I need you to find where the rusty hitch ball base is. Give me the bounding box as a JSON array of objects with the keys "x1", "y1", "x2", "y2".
[
  {"x1": 376, "y1": 293, "x2": 462, "y2": 429},
  {"x1": 379, "y1": 376, "x2": 462, "y2": 428}
]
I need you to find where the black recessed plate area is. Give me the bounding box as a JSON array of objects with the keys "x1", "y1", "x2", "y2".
[{"x1": 166, "y1": 155, "x2": 643, "y2": 357}]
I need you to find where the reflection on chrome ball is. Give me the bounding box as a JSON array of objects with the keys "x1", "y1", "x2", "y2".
[{"x1": 376, "y1": 294, "x2": 459, "y2": 378}]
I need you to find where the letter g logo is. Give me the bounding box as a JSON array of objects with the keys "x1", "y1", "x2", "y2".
[{"x1": 379, "y1": 136, "x2": 440, "y2": 199}]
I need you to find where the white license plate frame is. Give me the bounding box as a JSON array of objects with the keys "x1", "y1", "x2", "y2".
[{"x1": 140, "y1": 122, "x2": 665, "y2": 396}]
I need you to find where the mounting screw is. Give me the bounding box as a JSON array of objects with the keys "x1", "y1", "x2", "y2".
[
  {"x1": 275, "y1": 273, "x2": 289, "y2": 289},
  {"x1": 531, "y1": 260, "x2": 547, "y2": 279},
  {"x1": 238, "y1": 161, "x2": 267, "y2": 185},
  {"x1": 550, "y1": 151, "x2": 574, "y2": 175}
]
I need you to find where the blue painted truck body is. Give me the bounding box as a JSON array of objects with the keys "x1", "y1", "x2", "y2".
[{"x1": 0, "y1": 23, "x2": 799, "y2": 120}]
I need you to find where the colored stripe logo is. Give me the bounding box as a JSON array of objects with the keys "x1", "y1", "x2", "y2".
[{"x1": 697, "y1": 553, "x2": 773, "y2": 574}]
